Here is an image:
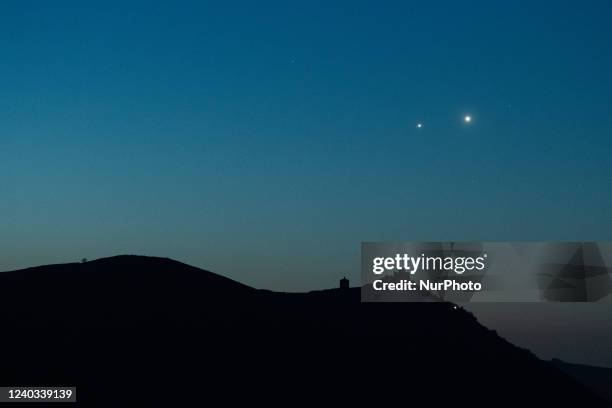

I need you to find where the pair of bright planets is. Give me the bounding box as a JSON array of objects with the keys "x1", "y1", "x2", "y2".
[{"x1": 416, "y1": 115, "x2": 472, "y2": 129}]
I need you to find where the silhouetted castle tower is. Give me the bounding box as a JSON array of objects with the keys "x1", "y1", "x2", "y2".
[{"x1": 339, "y1": 277, "x2": 349, "y2": 290}]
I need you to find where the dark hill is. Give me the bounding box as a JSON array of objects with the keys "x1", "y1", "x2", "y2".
[
  {"x1": 5, "y1": 254, "x2": 252, "y2": 296},
  {"x1": 0, "y1": 256, "x2": 607, "y2": 407},
  {"x1": 0, "y1": 255, "x2": 254, "y2": 324},
  {"x1": 551, "y1": 359, "x2": 612, "y2": 402}
]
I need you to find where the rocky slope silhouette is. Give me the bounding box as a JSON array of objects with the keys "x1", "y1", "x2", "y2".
[{"x1": 0, "y1": 255, "x2": 608, "y2": 406}]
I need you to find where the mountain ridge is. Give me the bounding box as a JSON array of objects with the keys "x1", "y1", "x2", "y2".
[{"x1": 0, "y1": 254, "x2": 608, "y2": 406}]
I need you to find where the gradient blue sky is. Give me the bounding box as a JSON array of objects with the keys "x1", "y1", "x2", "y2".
[{"x1": 2, "y1": 1, "x2": 612, "y2": 292}]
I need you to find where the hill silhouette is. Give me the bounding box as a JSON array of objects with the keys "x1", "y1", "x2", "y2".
[
  {"x1": 552, "y1": 359, "x2": 612, "y2": 402},
  {"x1": 0, "y1": 255, "x2": 608, "y2": 406}
]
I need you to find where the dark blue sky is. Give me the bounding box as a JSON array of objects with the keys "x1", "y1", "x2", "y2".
[{"x1": 2, "y1": 1, "x2": 612, "y2": 292}]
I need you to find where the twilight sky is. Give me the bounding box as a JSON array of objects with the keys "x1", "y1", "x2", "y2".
[
  {"x1": 2, "y1": 1, "x2": 612, "y2": 291},
  {"x1": 2, "y1": 0, "x2": 612, "y2": 367}
]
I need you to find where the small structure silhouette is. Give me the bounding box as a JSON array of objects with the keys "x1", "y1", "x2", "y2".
[{"x1": 339, "y1": 277, "x2": 349, "y2": 290}]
